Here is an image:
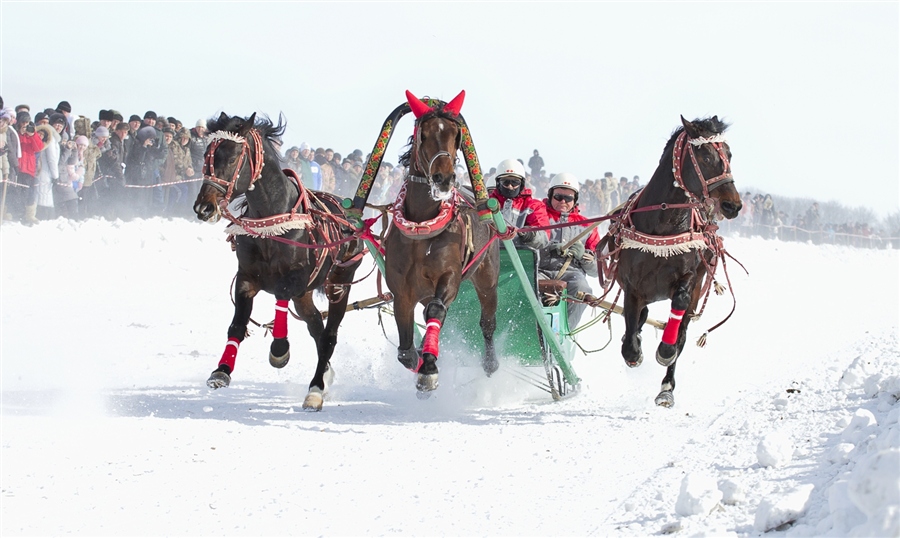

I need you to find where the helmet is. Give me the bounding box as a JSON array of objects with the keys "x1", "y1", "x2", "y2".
[
  {"x1": 548, "y1": 172, "x2": 580, "y2": 202},
  {"x1": 495, "y1": 158, "x2": 526, "y2": 181},
  {"x1": 495, "y1": 158, "x2": 526, "y2": 199}
]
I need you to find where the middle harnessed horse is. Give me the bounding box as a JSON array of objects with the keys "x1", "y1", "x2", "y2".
[{"x1": 383, "y1": 90, "x2": 500, "y2": 396}]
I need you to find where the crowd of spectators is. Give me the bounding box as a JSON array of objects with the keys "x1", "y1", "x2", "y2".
[
  {"x1": 0, "y1": 96, "x2": 894, "y2": 250},
  {"x1": 719, "y1": 192, "x2": 896, "y2": 249}
]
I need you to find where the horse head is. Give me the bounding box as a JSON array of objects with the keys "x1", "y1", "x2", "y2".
[
  {"x1": 193, "y1": 112, "x2": 264, "y2": 222},
  {"x1": 404, "y1": 90, "x2": 465, "y2": 201},
  {"x1": 676, "y1": 116, "x2": 743, "y2": 220}
]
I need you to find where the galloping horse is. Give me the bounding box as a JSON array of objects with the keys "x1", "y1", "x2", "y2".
[
  {"x1": 601, "y1": 116, "x2": 742, "y2": 407},
  {"x1": 193, "y1": 112, "x2": 363, "y2": 411},
  {"x1": 383, "y1": 91, "x2": 500, "y2": 395}
]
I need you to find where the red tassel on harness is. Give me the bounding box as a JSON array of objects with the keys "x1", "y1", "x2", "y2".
[
  {"x1": 662, "y1": 309, "x2": 686, "y2": 345},
  {"x1": 273, "y1": 299, "x2": 289, "y2": 339},
  {"x1": 219, "y1": 338, "x2": 240, "y2": 371},
  {"x1": 422, "y1": 318, "x2": 443, "y2": 357}
]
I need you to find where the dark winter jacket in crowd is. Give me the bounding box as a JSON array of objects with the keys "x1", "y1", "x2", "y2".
[{"x1": 125, "y1": 139, "x2": 167, "y2": 186}]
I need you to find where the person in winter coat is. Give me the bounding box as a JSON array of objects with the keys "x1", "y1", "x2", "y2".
[
  {"x1": 538, "y1": 173, "x2": 601, "y2": 328},
  {"x1": 34, "y1": 124, "x2": 60, "y2": 220},
  {"x1": 80, "y1": 128, "x2": 106, "y2": 218},
  {"x1": 488, "y1": 158, "x2": 550, "y2": 249},
  {"x1": 14, "y1": 111, "x2": 43, "y2": 224},
  {"x1": 527, "y1": 149, "x2": 544, "y2": 181},
  {"x1": 125, "y1": 125, "x2": 167, "y2": 219},
  {"x1": 100, "y1": 122, "x2": 128, "y2": 219}
]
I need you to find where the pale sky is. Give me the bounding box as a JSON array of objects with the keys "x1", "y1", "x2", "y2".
[{"x1": 2, "y1": 1, "x2": 897, "y2": 217}]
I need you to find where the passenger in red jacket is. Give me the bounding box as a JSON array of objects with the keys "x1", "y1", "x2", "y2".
[
  {"x1": 15, "y1": 111, "x2": 44, "y2": 225},
  {"x1": 488, "y1": 158, "x2": 550, "y2": 249},
  {"x1": 539, "y1": 173, "x2": 601, "y2": 327}
]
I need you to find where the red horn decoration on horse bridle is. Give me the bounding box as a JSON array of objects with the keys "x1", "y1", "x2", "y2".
[
  {"x1": 443, "y1": 90, "x2": 465, "y2": 116},
  {"x1": 405, "y1": 90, "x2": 433, "y2": 119}
]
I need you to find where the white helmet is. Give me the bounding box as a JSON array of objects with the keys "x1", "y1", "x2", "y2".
[
  {"x1": 548, "y1": 172, "x2": 580, "y2": 203},
  {"x1": 495, "y1": 158, "x2": 526, "y2": 181}
]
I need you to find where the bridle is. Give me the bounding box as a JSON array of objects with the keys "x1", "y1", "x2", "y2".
[
  {"x1": 202, "y1": 128, "x2": 266, "y2": 205},
  {"x1": 672, "y1": 131, "x2": 733, "y2": 203},
  {"x1": 407, "y1": 117, "x2": 460, "y2": 188}
]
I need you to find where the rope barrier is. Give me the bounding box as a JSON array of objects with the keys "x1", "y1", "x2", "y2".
[{"x1": 124, "y1": 177, "x2": 204, "y2": 189}]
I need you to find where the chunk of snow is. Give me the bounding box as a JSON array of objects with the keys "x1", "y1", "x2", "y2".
[
  {"x1": 675, "y1": 473, "x2": 722, "y2": 517},
  {"x1": 757, "y1": 432, "x2": 793, "y2": 468},
  {"x1": 754, "y1": 484, "x2": 815, "y2": 532},
  {"x1": 849, "y1": 505, "x2": 900, "y2": 538},
  {"x1": 847, "y1": 448, "x2": 900, "y2": 518},
  {"x1": 718, "y1": 478, "x2": 746, "y2": 505},
  {"x1": 841, "y1": 409, "x2": 878, "y2": 444},
  {"x1": 828, "y1": 443, "x2": 856, "y2": 464}
]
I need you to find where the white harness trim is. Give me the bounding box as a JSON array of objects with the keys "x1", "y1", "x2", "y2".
[
  {"x1": 621, "y1": 237, "x2": 708, "y2": 257},
  {"x1": 688, "y1": 134, "x2": 727, "y2": 146},
  {"x1": 208, "y1": 131, "x2": 246, "y2": 144},
  {"x1": 224, "y1": 219, "x2": 311, "y2": 237}
]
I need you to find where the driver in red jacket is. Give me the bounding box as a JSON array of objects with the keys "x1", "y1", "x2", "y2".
[{"x1": 488, "y1": 158, "x2": 550, "y2": 249}]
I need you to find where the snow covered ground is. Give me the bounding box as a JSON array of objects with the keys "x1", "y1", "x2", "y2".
[{"x1": 2, "y1": 217, "x2": 898, "y2": 536}]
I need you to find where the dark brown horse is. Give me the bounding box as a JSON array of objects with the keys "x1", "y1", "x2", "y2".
[
  {"x1": 193, "y1": 112, "x2": 363, "y2": 411},
  {"x1": 383, "y1": 91, "x2": 500, "y2": 395},
  {"x1": 602, "y1": 116, "x2": 742, "y2": 407}
]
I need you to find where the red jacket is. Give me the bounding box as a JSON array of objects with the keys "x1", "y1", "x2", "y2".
[
  {"x1": 16, "y1": 131, "x2": 43, "y2": 177},
  {"x1": 489, "y1": 188, "x2": 551, "y2": 237}
]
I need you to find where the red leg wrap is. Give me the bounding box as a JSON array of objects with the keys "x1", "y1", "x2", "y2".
[
  {"x1": 662, "y1": 309, "x2": 686, "y2": 345},
  {"x1": 422, "y1": 318, "x2": 442, "y2": 358},
  {"x1": 219, "y1": 338, "x2": 240, "y2": 371},
  {"x1": 273, "y1": 299, "x2": 289, "y2": 339}
]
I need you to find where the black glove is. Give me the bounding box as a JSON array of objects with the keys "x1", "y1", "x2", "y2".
[
  {"x1": 518, "y1": 230, "x2": 536, "y2": 243},
  {"x1": 26, "y1": 122, "x2": 35, "y2": 134}
]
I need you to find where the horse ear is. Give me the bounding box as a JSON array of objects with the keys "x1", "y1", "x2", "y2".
[
  {"x1": 240, "y1": 113, "x2": 257, "y2": 135},
  {"x1": 218, "y1": 112, "x2": 229, "y2": 125},
  {"x1": 681, "y1": 115, "x2": 700, "y2": 138},
  {"x1": 406, "y1": 90, "x2": 433, "y2": 119},
  {"x1": 443, "y1": 90, "x2": 466, "y2": 116}
]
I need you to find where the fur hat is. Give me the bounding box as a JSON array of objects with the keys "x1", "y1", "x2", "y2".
[
  {"x1": 98, "y1": 109, "x2": 113, "y2": 121},
  {"x1": 110, "y1": 110, "x2": 123, "y2": 122},
  {"x1": 56, "y1": 101, "x2": 72, "y2": 113},
  {"x1": 143, "y1": 110, "x2": 157, "y2": 120},
  {"x1": 178, "y1": 128, "x2": 191, "y2": 139},
  {"x1": 35, "y1": 123, "x2": 55, "y2": 143},
  {"x1": 49, "y1": 113, "x2": 67, "y2": 126},
  {"x1": 136, "y1": 126, "x2": 157, "y2": 142}
]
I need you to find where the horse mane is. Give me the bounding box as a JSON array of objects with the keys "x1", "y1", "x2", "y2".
[
  {"x1": 206, "y1": 112, "x2": 287, "y2": 157},
  {"x1": 398, "y1": 104, "x2": 462, "y2": 168},
  {"x1": 660, "y1": 116, "x2": 730, "y2": 162}
]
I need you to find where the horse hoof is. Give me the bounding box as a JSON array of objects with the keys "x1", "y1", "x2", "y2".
[
  {"x1": 655, "y1": 390, "x2": 675, "y2": 407},
  {"x1": 302, "y1": 387, "x2": 324, "y2": 411},
  {"x1": 624, "y1": 352, "x2": 643, "y2": 368},
  {"x1": 416, "y1": 373, "x2": 439, "y2": 393},
  {"x1": 483, "y1": 357, "x2": 500, "y2": 377},
  {"x1": 656, "y1": 343, "x2": 678, "y2": 367},
  {"x1": 207, "y1": 370, "x2": 231, "y2": 389},
  {"x1": 269, "y1": 338, "x2": 290, "y2": 368}
]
